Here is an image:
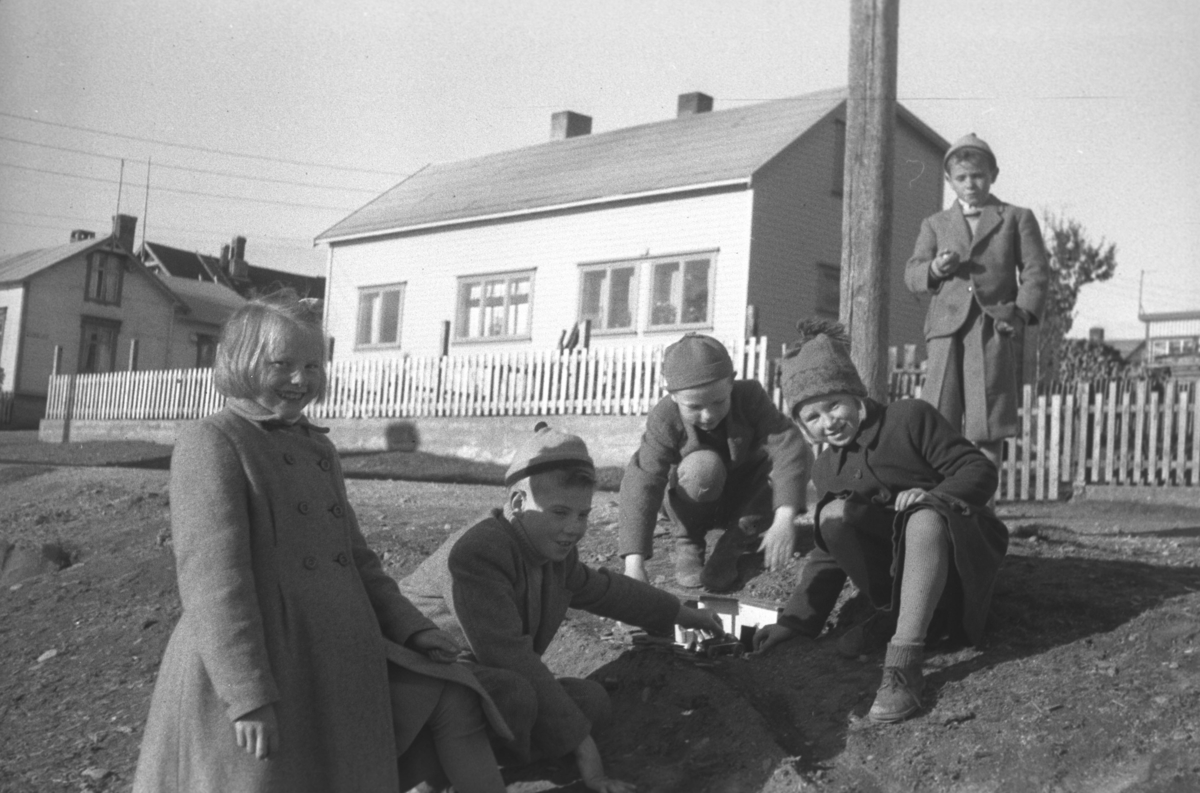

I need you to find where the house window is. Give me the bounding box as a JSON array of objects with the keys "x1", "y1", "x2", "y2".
[
  {"x1": 356, "y1": 283, "x2": 405, "y2": 348},
  {"x1": 196, "y1": 334, "x2": 217, "y2": 368},
  {"x1": 78, "y1": 317, "x2": 121, "y2": 374},
  {"x1": 816, "y1": 263, "x2": 841, "y2": 320},
  {"x1": 456, "y1": 271, "x2": 533, "y2": 340},
  {"x1": 832, "y1": 119, "x2": 846, "y2": 197},
  {"x1": 578, "y1": 262, "x2": 637, "y2": 333},
  {"x1": 648, "y1": 255, "x2": 713, "y2": 330},
  {"x1": 85, "y1": 251, "x2": 124, "y2": 305}
]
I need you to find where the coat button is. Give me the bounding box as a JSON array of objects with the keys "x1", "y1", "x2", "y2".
[
  {"x1": 330, "y1": 504, "x2": 345, "y2": 518},
  {"x1": 335, "y1": 552, "x2": 349, "y2": 566},
  {"x1": 303, "y1": 555, "x2": 317, "y2": 570},
  {"x1": 284, "y1": 453, "x2": 296, "y2": 465},
  {"x1": 319, "y1": 459, "x2": 332, "y2": 471},
  {"x1": 854, "y1": 469, "x2": 863, "y2": 479},
  {"x1": 298, "y1": 501, "x2": 310, "y2": 514}
]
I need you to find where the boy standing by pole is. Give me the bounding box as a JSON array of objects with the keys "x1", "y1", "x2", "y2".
[{"x1": 904, "y1": 134, "x2": 1049, "y2": 472}]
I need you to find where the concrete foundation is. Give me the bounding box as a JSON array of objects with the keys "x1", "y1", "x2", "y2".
[{"x1": 39, "y1": 414, "x2": 649, "y2": 468}]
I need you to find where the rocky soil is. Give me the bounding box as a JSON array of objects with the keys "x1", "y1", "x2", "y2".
[{"x1": 1, "y1": 434, "x2": 1198, "y2": 792}]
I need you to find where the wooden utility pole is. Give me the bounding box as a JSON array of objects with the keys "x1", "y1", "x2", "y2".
[{"x1": 840, "y1": 0, "x2": 899, "y2": 401}]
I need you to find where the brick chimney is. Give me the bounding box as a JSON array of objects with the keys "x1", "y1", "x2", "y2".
[
  {"x1": 550, "y1": 111, "x2": 592, "y2": 140},
  {"x1": 1089, "y1": 327, "x2": 1105, "y2": 344},
  {"x1": 229, "y1": 235, "x2": 248, "y2": 280},
  {"x1": 677, "y1": 92, "x2": 713, "y2": 117},
  {"x1": 71, "y1": 229, "x2": 96, "y2": 242},
  {"x1": 111, "y1": 214, "x2": 137, "y2": 253}
]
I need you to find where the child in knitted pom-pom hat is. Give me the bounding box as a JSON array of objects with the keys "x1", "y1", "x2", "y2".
[
  {"x1": 618, "y1": 333, "x2": 811, "y2": 592},
  {"x1": 753, "y1": 320, "x2": 1008, "y2": 724}
]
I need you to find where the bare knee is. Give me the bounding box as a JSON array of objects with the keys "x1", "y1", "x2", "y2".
[
  {"x1": 904, "y1": 509, "x2": 950, "y2": 555},
  {"x1": 816, "y1": 498, "x2": 849, "y2": 546}
]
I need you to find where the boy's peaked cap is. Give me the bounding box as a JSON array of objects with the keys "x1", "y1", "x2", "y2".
[
  {"x1": 505, "y1": 422, "x2": 595, "y2": 486},
  {"x1": 662, "y1": 333, "x2": 734, "y2": 391},
  {"x1": 943, "y1": 132, "x2": 997, "y2": 173},
  {"x1": 779, "y1": 319, "x2": 867, "y2": 415}
]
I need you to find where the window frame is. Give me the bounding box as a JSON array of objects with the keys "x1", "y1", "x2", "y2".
[
  {"x1": 195, "y1": 333, "x2": 218, "y2": 368},
  {"x1": 354, "y1": 282, "x2": 406, "y2": 350},
  {"x1": 576, "y1": 260, "x2": 640, "y2": 336},
  {"x1": 84, "y1": 250, "x2": 124, "y2": 306},
  {"x1": 454, "y1": 270, "x2": 535, "y2": 343},
  {"x1": 645, "y1": 252, "x2": 717, "y2": 333},
  {"x1": 78, "y1": 316, "x2": 122, "y2": 374}
]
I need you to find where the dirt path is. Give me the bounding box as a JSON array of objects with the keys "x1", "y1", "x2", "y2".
[{"x1": 1, "y1": 462, "x2": 1198, "y2": 792}]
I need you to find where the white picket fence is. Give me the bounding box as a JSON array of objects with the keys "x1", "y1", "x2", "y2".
[{"x1": 40, "y1": 342, "x2": 1200, "y2": 501}]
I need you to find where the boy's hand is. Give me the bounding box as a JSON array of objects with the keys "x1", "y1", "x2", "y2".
[
  {"x1": 676, "y1": 605, "x2": 724, "y2": 635},
  {"x1": 623, "y1": 554, "x2": 649, "y2": 583},
  {"x1": 894, "y1": 488, "x2": 930, "y2": 512},
  {"x1": 408, "y1": 628, "x2": 461, "y2": 663},
  {"x1": 234, "y1": 703, "x2": 278, "y2": 760},
  {"x1": 931, "y1": 250, "x2": 961, "y2": 279},
  {"x1": 752, "y1": 624, "x2": 803, "y2": 655},
  {"x1": 576, "y1": 735, "x2": 637, "y2": 793},
  {"x1": 758, "y1": 508, "x2": 797, "y2": 572}
]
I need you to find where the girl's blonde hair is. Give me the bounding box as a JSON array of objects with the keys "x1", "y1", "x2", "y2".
[{"x1": 213, "y1": 290, "x2": 326, "y2": 400}]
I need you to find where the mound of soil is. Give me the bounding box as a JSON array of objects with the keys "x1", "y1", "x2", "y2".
[{"x1": 2, "y1": 459, "x2": 1199, "y2": 792}]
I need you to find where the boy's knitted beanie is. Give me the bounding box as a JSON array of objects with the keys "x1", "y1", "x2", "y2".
[
  {"x1": 505, "y1": 422, "x2": 595, "y2": 486},
  {"x1": 943, "y1": 133, "x2": 997, "y2": 174},
  {"x1": 662, "y1": 333, "x2": 734, "y2": 391},
  {"x1": 779, "y1": 319, "x2": 867, "y2": 416}
]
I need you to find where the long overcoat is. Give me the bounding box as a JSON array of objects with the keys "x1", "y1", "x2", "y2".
[
  {"x1": 779, "y1": 399, "x2": 1008, "y2": 645},
  {"x1": 133, "y1": 402, "x2": 439, "y2": 793}
]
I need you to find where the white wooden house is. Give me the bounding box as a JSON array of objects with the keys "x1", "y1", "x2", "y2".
[{"x1": 315, "y1": 88, "x2": 948, "y2": 362}]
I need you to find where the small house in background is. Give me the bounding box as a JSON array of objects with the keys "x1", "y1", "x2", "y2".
[
  {"x1": 1139, "y1": 310, "x2": 1200, "y2": 378},
  {"x1": 315, "y1": 87, "x2": 947, "y2": 362},
  {"x1": 142, "y1": 236, "x2": 325, "y2": 302},
  {"x1": 153, "y1": 275, "x2": 246, "y2": 369}
]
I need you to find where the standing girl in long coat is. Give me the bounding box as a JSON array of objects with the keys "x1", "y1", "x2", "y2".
[
  {"x1": 754, "y1": 321, "x2": 1008, "y2": 725},
  {"x1": 132, "y1": 292, "x2": 506, "y2": 793}
]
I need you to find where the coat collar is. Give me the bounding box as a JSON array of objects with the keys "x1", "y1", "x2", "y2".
[
  {"x1": 496, "y1": 508, "x2": 554, "y2": 567},
  {"x1": 225, "y1": 398, "x2": 330, "y2": 433}
]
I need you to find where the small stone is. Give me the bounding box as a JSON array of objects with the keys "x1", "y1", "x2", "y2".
[
  {"x1": 81, "y1": 767, "x2": 110, "y2": 782},
  {"x1": 37, "y1": 649, "x2": 59, "y2": 663}
]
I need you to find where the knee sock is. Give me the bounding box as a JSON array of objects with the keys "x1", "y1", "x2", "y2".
[
  {"x1": 428, "y1": 683, "x2": 506, "y2": 793},
  {"x1": 892, "y1": 509, "x2": 951, "y2": 648}
]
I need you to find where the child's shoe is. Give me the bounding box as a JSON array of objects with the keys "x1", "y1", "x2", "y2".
[
  {"x1": 868, "y1": 642, "x2": 925, "y2": 723},
  {"x1": 836, "y1": 608, "x2": 897, "y2": 658},
  {"x1": 673, "y1": 539, "x2": 705, "y2": 588}
]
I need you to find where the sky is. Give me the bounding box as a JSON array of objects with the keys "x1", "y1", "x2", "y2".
[{"x1": 1, "y1": 0, "x2": 1197, "y2": 340}]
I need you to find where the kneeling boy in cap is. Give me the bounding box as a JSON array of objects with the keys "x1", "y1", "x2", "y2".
[
  {"x1": 754, "y1": 321, "x2": 1008, "y2": 724},
  {"x1": 400, "y1": 424, "x2": 721, "y2": 792},
  {"x1": 620, "y1": 333, "x2": 811, "y2": 591}
]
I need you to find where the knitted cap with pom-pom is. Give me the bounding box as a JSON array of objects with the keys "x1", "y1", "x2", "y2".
[{"x1": 779, "y1": 319, "x2": 867, "y2": 415}]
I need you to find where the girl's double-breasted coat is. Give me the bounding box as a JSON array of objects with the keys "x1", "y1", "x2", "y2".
[{"x1": 133, "y1": 402, "x2": 439, "y2": 793}]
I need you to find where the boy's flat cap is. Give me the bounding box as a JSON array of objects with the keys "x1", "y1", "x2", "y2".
[
  {"x1": 943, "y1": 133, "x2": 997, "y2": 172},
  {"x1": 662, "y1": 333, "x2": 734, "y2": 391},
  {"x1": 505, "y1": 422, "x2": 595, "y2": 486}
]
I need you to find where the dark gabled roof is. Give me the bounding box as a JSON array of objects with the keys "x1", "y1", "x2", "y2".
[
  {"x1": 318, "y1": 87, "x2": 952, "y2": 244},
  {"x1": 142, "y1": 241, "x2": 220, "y2": 281},
  {"x1": 158, "y1": 274, "x2": 246, "y2": 326},
  {"x1": 234, "y1": 264, "x2": 325, "y2": 300},
  {"x1": 0, "y1": 237, "x2": 108, "y2": 283}
]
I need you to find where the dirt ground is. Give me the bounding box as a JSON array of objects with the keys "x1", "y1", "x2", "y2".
[{"x1": 1, "y1": 432, "x2": 1199, "y2": 793}]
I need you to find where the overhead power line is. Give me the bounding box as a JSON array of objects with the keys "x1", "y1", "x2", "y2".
[
  {"x1": 0, "y1": 206, "x2": 316, "y2": 245},
  {"x1": 0, "y1": 110, "x2": 405, "y2": 177},
  {"x1": 0, "y1": 160, "x2": 356, "y2": 212},
  {"x1": 0, "y1": 133, "x2": 386, "y2": 194}
]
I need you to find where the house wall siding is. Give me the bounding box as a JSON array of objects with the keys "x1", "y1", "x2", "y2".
[
  {"x1": 325, "y1": 190, "x2": 755, "y2": 359},
  {"x1": 19, "y1": 255, "x2": 177, "y2": 395},
  {"x1": 0, "y1": 284, "x2": 25, "y2": 392},
  {"x1": 747, "y1": 111, "x2": 939, "y2": 358}
]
